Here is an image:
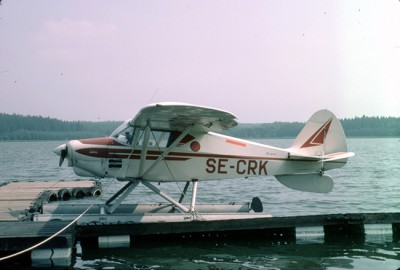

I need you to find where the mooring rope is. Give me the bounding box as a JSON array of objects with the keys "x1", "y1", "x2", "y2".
[
  {"x1": 0, "y1": 203, "x2": 94, "y2": 261},
  {"x1": 0, "y1": 161, "x2": 120, "y2": 262}
]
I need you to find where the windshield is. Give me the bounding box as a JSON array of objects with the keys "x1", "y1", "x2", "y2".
[
  {"x1": 111, "y1": 120, "x2": 179, "y2": 148},
  {"x1": 111, "y1": 120, "x2": 135, "y2": 145},
  {"x1": 110, "y1": 120, "x2": 130, "y2": 137}
]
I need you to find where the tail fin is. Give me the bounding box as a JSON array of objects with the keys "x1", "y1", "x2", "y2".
[
  {"x1": 289, "y1": 109, "x2": 348, "y2": 157},
  {"x1": 275, "y1": 109, "x2": 354, "y2": 193}
]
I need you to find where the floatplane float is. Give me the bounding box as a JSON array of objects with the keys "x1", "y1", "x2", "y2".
[{"x1": 53, "y1": 102, "x2": 354, "y2": 221}]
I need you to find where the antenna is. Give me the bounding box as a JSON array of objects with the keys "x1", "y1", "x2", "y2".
[{"x1": 148, "y1": 88, "x2": 159, "y2": 103}]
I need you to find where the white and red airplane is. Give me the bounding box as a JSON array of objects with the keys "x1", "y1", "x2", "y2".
[{"x1": 54, "y1": 102, "x2": 354, "y2": 213}]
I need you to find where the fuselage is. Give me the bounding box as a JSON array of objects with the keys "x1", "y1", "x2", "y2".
[{"x1": 54, "y1": 121, "x2": 345, "y2": 182}]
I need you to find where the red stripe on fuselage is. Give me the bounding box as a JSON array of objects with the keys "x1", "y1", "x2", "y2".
[
  {"x1": 76, "y1": 148, "x2": 190, "y2": 161},
  {"x1": 79, "y1": 137, "x2": 125, "y2": 146}
]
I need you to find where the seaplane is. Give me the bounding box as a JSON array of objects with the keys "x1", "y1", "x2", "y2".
[{"x1": 53, "y1": 102, "x2": 354, "y2": 214}]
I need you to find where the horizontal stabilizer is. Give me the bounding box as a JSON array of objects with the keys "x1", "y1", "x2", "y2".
[
  {"x1": 289, "y1": 151, "x2": 355, "y2": 162},
  {"x1": 319, "y1": 152, "x2": 355, "y2": 162},
  {"x1": 275, "y1": 174, "x2": 334, "y2": 193}
]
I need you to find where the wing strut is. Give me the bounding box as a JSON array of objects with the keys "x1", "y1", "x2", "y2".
[
  {"x1": 105, "y1": 122, "x2": 198, "y2": 214},
  {"x1": 137, "y1": 124, "x2": 151, "y2": 177},
  {"x1": 142, "y1": 125, "x2": 192, "y2": 179}
]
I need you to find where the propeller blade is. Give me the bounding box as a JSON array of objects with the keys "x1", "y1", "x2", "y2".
[
  {"x1": 53, "y1": 143, "x2": 68, "y2": 167},
  {"x1": 59, "y1": 147, "x2": 68, "y2": 167}
]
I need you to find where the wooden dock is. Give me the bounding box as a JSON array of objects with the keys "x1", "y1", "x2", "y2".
[
  {"x1": 56, "y1": 209, "x2": 400, "y2": 246},
  {"x1": 0, "y1": 180, "x2": 101, "y2": 221},
  {"x1": 1, "y1": 180, "x2": 400, "y2": 268},
  {"x1": 36, "y1": 202, "x2": 400, "y2": 246},
  {"x1": 0, "y1": 180, "x2": 101, "y2": 268}
]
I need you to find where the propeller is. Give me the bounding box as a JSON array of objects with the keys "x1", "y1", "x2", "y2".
[
  {"x1": 59, "y1": 146, "x2": 68, "y2": 167},
  {"x1": 53, "y1": 143, "x2": 68, "y2": 167}
]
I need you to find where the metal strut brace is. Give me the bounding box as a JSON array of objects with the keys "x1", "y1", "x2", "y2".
[
  {"x1": 138, "y1": 124, "x2": 151, "y2": 177},
  {"x1": 141, "y1": 181, "x2": 190, "y2": 213},
  {"x1": 178, "y1": 181, "x2": 191, "y2": 203},
  {"x1": 105, "y1": 123, "x2": 195, "y2": 214},
  {"x1": 105, "y1": 180, "x2": 140, "y2": 214},
  {"x1": 190, "y1": 179, "x2": 198, "y2": 212},
  {"x1": 142, "y1": 125, "x2": 192, "y2": 179}
]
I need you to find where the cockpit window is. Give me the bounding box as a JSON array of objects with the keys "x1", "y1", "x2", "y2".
[
  {"x1": 112, "y1": 122, "x2": 170, "y2": 147},
  {"x1": 111, "y1": 121, "x2": 186, "y2": 148},
  {"x1": 110, "y1": 120, "x2": 130, "y2": 138},
  {"x1": 113, "y1": 125, "x2": 135, "y2": 145}
]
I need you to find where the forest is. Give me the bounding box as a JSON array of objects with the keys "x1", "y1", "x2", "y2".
[
  {"x1": 0, "y1": 113, "x2": 122, "y2": 140},
  {"x1": 0, "y1": 113, "x2": 399, "y2": 141},
  {"x1": 226, "y1": 116, "x2": 400, "y2": 139}
]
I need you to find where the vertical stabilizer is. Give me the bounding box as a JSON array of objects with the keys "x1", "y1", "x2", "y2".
[
  {"x1": 274, "y1": 109, "x2": 353, "y2": 193},
  {"x1": 288, "y1": 109, "x2": 348, "y2": 157}
]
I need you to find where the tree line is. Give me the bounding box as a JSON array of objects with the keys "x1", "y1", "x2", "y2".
[
  {"x1": 226, "y1": 115, "x2": 400, "y2": 139},
  {"x1": 0, "y1": 113, "x2": 122, "y2": 140},
  {"x1": 0, "y1": 113, "x2": 399, "y2": 141}
]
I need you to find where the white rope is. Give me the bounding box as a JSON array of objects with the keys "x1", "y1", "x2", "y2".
[
  {"x1": 0, "y1": 154, "x2": 125, "y2": 262},
  {"x1": 0, "y1": 203, "x2": 94, "y2": 261}
]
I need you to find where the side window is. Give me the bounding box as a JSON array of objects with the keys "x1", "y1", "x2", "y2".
[
  {"x1": 166, "y1": 131, "x2": 195, "y2": 147},
  {"x1": 148, "y1": 130, "x2": 169, "y2": 148},
  {"x1": 133, "y1": 129, "x2": 170, "y2": 148},
  {"x1": 167, "y1": 131, "x2": 181, "y2": 147},
  {"x1": 115, "y1": 128, "x2": 191, "y2": 148}
]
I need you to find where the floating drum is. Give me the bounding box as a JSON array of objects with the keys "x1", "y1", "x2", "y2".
[
  {"x1": 31, "y1": 248, "x2": 72, "y2": 268},
  {"x1": 72, "y1": 188, "x2": 86, "y2": 199},
  {"x1": 88, "y1": 187, "x2": 102, "y2": 197},
  {"x1": 44, "y1": 190, "x2": 59, "y2": 202},
  {"x1": 58, "y1": 189, "x2": 72, "y2": 201},
  {"x1": 98, "y1": 235, "x2": 130, "y2": 248}
]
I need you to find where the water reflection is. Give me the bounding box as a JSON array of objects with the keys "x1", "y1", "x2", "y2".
[{"x1": 77, "y1": 239, "x2": 400, "y2": 270}]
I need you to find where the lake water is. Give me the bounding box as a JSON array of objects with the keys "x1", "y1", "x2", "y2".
[{"x1": 1, "y1": 138, "x2": 400, "y2": 269}]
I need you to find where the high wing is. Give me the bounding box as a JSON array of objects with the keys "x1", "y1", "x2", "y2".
[{"x1": 129, "y1": 102, "x2": 238, "y2": 132}]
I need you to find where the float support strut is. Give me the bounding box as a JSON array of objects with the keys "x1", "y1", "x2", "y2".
[
  {"x1": 105, "y1": 181, "x2": 140, "y2": 214},
  {"x1": 190, "y1": 179, "x2": 198, "y2": 212},
  {"x1": 141, "y1": 181, "x2": 189, "y2": 213}
]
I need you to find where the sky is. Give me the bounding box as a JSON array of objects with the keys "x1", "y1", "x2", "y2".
[{"x1": 0, "y1": 0, "x2": 399, "y2": 123}]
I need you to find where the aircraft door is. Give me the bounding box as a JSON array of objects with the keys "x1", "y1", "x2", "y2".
[
  {"x1": 121, "y1": 128, "x2": 172, "y2": 180},
  {"x1": 107, "y1": 124, "x2": 137, "y2": 179}
]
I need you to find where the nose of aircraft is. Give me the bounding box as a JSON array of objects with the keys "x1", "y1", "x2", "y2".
[
  {"x1": 53, "y1": 143, "x2": 68, "y2": 166},
  {"x1": 53, "y1": 143, "x2": 66, "y2": 156}
]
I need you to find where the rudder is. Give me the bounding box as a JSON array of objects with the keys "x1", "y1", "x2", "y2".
[{"x1": 288, "y1": 109, "x2": 348, "y2": 157}]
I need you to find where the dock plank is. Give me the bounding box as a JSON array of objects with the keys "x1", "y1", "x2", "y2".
[{"x1": 0, "y1": 180, "x2": 100, "y2": 221}]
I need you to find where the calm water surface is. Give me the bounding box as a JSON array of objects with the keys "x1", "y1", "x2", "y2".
[{"x1": 1, "y1": 138, "x2": 400, "y2": 269}]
